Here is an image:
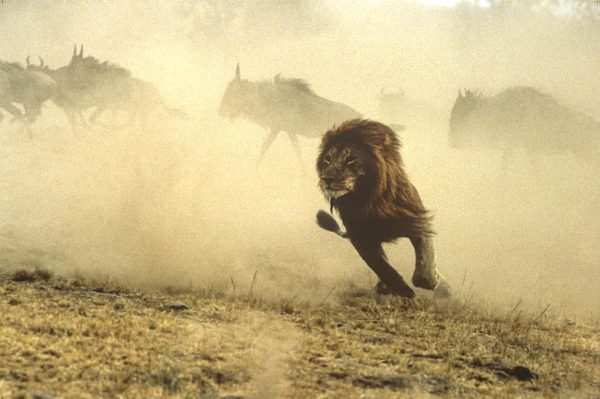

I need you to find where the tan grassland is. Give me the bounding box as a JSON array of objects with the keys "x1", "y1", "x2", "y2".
[{"x1": 1, "y1": 269, "x2": 598, "y2": 399}]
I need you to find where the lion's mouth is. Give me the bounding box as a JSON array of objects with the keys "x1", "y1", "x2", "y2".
[
  {"x1": 320, "y1": 180, "x2": 353, "y2": 199},
  {"x1": 326, "y1": 188, "x2": 350, "y2": 199}
]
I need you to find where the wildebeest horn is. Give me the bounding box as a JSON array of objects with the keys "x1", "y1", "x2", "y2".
[
  {"x1": 79, "y1": 45, "x2": 84, "y2": 57},
  {"x1": 235, "y1": 63, "x2": 240, "y2": 81},
  {"x1": 37, "y1": 56, "x2": 45, "y2": 67},
  {"x1": 26, "y1": 56, "x2": 31, "y2": 67}
]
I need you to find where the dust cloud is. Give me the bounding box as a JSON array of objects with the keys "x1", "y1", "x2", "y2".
[{"x1": 0, "y1": 0, "x2": 599, "y2": 320}]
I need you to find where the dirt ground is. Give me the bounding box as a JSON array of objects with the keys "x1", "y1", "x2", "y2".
[{"x1": 1, "y1": 268, "x2": 598, "y2": 399}]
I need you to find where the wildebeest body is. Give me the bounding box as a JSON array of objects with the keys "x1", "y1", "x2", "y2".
[
  {"x1": 219, "y1": 65, "x2": 361, "y2": 163},
  {"x1": 449, "y1": 86, "x2": 600, "y2": 164},
  {"x1": 0, "y1": 61, "x2": 57, "y2": 124},
  {"x1": 27, "y1": 46, "x2": 185, "y2": 131}
]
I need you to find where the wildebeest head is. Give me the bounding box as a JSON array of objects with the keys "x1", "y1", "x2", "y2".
[
  {"x1": 449, "y1": 89, "x2": 480, "y2": 148},
  {"x1": 67, "y1": 45, "x2": 130, "y2": 86},
  {"x1": 218, "y1": 64, "x2": 250, "y2": 121},
  {"x1": 67, "y1": 44, "x2": 86, "y2": 70},
  {"x1": 19, "y1": 55, "x2": 58, "y2": 122},
  {"x1": 377, "y1": 86, "x2": 406, "y2": 122},
  {"x1": 25, "y1": 55, "x2": 48, "y2": 72},
  {"x1": 377, "y1": 87, "x2": 405, "y2": 105}
]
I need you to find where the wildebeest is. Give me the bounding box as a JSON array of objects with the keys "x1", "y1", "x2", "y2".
[
  {"x1": 27, "y1": 46, "x2": 186, "y2": 131},
  {"x1": 449, "y1": 87, "x2": 600, "y2": 166},
  {"x1": 67, "y1": 46, "x2": 187, "y2": 129},
  {"x1": 377, "y1": 87, "x2": 405, "y2": 124},
  {"x1": 24, "y1": 53, "x2": 89, "y2": 131},
  {"x1": 219, "y1": 64, "x2": 362, "y2": 163},
  {"x1": 0, "y1": 60, "x2": 57, "y2": 126}
]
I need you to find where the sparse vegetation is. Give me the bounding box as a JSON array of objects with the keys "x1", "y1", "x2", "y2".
[
  {"x1": 1, "y1": 274, "x2": 598, "y2": 398},
  {"x1": 11, "y1": 267, "x2": 52, "y2": 282}
]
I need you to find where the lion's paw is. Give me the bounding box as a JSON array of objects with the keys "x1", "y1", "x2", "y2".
[
  {"x1": 374, "y1": 281, "x2": 392, "y2": 295},
  {"x1": 412, "y1": 272, "x2": 439, "y2": 291},
  {"x1": 433, "y1": 279, "x2": 452, "y2": 299}
]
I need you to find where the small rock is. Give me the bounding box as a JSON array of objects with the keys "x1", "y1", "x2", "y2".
[
  {"x1": 8, "y1": 298, "x2": 21, "y2": 306},
  {"x1": 329, "y1": 370, "x2": 348, "y2": 379},
  {"x1": 163, "y1": 301, "x2": 189, "y2": 311},
  {"x1": 353, "y1": 374, "x2": 414, "y2": 389},
  {"x1": 12, "y1": 269, "x2": 36, "y2": 282},
  {"x1": 479, "y1": 361, "x2": 538, "y2": 381},
  {"x1": 512, "y1": 366, "x2": 538, "y2": 381}
]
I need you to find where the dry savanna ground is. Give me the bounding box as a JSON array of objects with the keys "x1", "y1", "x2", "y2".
[{"x1": 0, "y1": 267, "x2": 599, "y2": 399}]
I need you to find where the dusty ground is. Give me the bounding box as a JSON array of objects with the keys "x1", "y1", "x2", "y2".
[{"x1": 0, "y1": 267, "x2": 599, "y2": 399}]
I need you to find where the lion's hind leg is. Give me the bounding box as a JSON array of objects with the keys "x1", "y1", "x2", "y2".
[{"x1": 410, "y1": 236, "x2": 451, "y2": 298}]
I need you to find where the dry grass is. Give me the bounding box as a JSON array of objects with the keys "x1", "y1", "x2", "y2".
[{"x1": 0, "y1": 269, "x2": 599, "y2": 399}]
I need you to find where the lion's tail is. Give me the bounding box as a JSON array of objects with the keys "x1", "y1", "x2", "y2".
[{"x1": 316, "y1": 210, "x2": 348, "y2": 239}]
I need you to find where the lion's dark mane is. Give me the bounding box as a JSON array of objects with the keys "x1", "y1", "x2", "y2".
[{"x1": 318, "y1": 119, "x2": 433, "y2": 243}]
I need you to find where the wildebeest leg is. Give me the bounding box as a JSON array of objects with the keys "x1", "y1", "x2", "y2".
[
  {"x1": 20, "y1": 105, "x2": 35, "y2": 138},
  {"x1": 1, "y1": 103, "x2": 24, "y2": 121},
  {"x1": 65, "y1": 111, "x2": 77, "y2": 131},
  {"x1": 350, "y1": 239, "x2": 415, "y2": 298},
  {"x1": 89, "y1": 106, "x2": 106, "y2": 124},
  {"x1": 64, "y1": 109, "x2": 87, "y2": 134},
  {"x1": 258, "y1": 129, "x2": 279, "y2": 164},
  {"x1": 410, "y1": 236, "x2": 451, "y2": 297},
  {"x1": 287, "y1": 132, "x2": 303, "y2": 166}
]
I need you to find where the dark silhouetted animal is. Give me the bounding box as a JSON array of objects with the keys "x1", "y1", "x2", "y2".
[
  {"x1": 0, "y1": 60, "x2": 57, "y2": 126},
  {"x1": 28, "y1": 46, "x2": 186, "y2": 131},
  {"x1": 315, "y1": 119, "x2": 450, "y2": 299},
  {"x1": 219, "y1": 64, "x2": 361, "y2": 164},
  {"x1": 377, "y1": 86, "x2": 405, "y2": 124},
  {"x1": 449, "y1": 87, "x2": 600, "y2": 166}
]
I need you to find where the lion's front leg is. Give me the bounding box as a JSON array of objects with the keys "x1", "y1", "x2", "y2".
[
  {"x1": 410, "y1": 236, "x2": 451, "y2": 297},
  {"x1": 351, "y1": 239, "x2": 415, "y2": 298}
]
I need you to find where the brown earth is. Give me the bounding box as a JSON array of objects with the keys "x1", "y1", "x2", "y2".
[{"x1": 0, "y1": 267, "x2": 599, "y2": 399}]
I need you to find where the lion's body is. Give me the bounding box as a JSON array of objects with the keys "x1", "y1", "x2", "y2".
[
  {"x1": 316, "y1": 119, "x2": 448, "y2": 298},
  {"x1": 318, "y1": 119, "x2": 432, "y2": 242}
]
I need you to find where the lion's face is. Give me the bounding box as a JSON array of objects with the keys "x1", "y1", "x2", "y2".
[{"x1": 317, "y1": 144, "x2": 369, "y2": 199}]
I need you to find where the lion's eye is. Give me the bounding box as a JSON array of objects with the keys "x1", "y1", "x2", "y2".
[
  {"x1": 345, "y1": 157, "x2": 357, "y2": 165},
  {"x1": 323, "y1": 155, "x2": 332, "y2": 165}
]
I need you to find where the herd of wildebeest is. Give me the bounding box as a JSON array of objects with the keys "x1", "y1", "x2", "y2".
[
  {"x1": 2, "y1": 45, "x2": 599, "y2": 299},
  {"x1": 1, "y1": 45, "x2": 599, "y2": 167}
]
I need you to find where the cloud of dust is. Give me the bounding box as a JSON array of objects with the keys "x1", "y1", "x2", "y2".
[
  {"x1": 0, "y1": 0, "x2": 599, "y2": 320},
  {"x1": 185, "y1": 310, "x2": 300, "y2": 398}
]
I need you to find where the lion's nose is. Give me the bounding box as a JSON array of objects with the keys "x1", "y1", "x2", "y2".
[{"x1": 323, "y1": 177, "x2": 336, "y2": 186}]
